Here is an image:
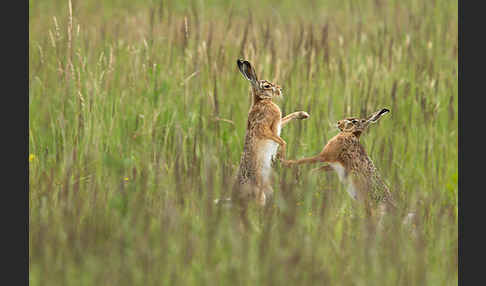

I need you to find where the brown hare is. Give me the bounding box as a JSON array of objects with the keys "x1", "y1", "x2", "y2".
[
  {"x1": 283, "y1": 108, "x2": 396, "y2": 217},
  {"x1": 231, "y1": 59, "x2": 310, "y2": 207}
]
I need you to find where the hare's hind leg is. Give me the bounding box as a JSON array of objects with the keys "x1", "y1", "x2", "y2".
[
  {"x1": 375, "y1": 202, "x2": 388, "y2": 231},
  {"x1": 254, "y1": 178, "x2": 271, "y2": 206},
  {"x1": 231, "y1": 183, "x2": 251, "y2": 231},
  {"x1": 261, "y1": 183, "x2": 274, "y2": 204},
  {"x1": 256, "y1": 188, "x2": 266, "y2": 206}
]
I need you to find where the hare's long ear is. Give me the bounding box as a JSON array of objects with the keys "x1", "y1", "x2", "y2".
[
  {"x1": 366, "y1": 108, "x2": 390, "y2": 123},
  {"x1": 237, "y1": 59, "x2": 259, "y2": 88}
]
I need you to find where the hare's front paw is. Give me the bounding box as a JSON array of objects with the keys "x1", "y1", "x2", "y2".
[
  {"x1": 271, "y1": 155, "x2": 279, "y2": 165},
  {"x1": 298, "y1": 111, "x2": 310, "y2": 120},
  {"x1": 281, "y1": 159, "x2": 295, "y2": 167},
  {"x1": 276, "y1": 149, "x2": 285, "y2": 160}
]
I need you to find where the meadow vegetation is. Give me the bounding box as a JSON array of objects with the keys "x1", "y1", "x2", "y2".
[{"x1": 29, "y1": 0, "x2": 458, "y2": 285}]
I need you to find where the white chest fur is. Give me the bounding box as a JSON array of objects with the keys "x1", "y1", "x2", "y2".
[
  {"x1": 329, "y1": 162, "x2": 357, "y2": 200},
  {"x1": 329, "y1": 162, "x2": 346, "y2": 182},
  {"x1": 259, "y1": 123, "x2": 281, "y2": 182}
]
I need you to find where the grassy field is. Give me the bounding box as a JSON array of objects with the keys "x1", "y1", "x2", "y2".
[{"x1": 29, "y1": 0, "x2": 458, "y2": 285}]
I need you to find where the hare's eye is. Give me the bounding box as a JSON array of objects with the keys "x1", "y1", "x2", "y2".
[
  {"x1": 351, "y1": 119, "x2": 358, "y2": 124},
  {"x1": 263, "y1": 84, "x2": 271, "y2": 89}
]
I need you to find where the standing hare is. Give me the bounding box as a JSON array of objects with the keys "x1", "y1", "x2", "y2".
[
  {"x1": 231, "y1": 59, "x2": 310, "y2": 207},
  {"x1": 283, "y1": 108, "x2": 396, "y2": 216}
]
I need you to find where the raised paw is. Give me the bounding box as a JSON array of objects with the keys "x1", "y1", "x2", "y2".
[
  {"x1": 298, "y1": 111, "x2": 310, "y2": 120},
  {"x1": 280, "y1": 159, "x2": 295, "y2": 167}
]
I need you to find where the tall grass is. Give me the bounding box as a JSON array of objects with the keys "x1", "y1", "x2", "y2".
[{"x1": 29, "y1": 0, "x2": 458, "y2": 285}]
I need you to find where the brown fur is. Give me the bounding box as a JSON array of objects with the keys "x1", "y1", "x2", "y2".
[
  {"x1": 283, "y1": 108, "x2": 396, "y2": 217},
  {"x1": 232, "y1": 59, "x2": 309, "y2": 207}
]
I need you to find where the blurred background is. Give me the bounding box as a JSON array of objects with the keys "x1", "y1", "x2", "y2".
[{"x1": 29, "y1": 0, "x2": 458, "y2": 285}]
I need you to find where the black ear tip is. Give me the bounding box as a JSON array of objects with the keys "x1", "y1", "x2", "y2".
[
  {"x1": 380, "y1": 108, "x2": 390, "y2": 115},
  {"x1": 239, "y1": 59, "x2": 252, "y2": 66}
]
